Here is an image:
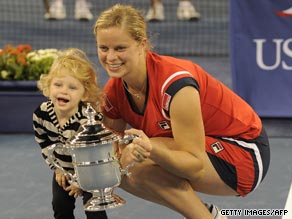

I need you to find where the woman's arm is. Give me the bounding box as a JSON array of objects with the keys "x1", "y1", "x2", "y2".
[{"x1": 125, "y1": 86, "x2": 206, "y2": 182}]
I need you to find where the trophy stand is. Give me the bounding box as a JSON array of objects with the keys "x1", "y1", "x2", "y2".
[{"x1": 84, "y1": 188, "x2": 125, "y2": 211}]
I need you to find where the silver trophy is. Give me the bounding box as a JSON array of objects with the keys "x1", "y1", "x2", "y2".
[{"x1": 47, "y1": 103, "x2": 135, "y2": 211}]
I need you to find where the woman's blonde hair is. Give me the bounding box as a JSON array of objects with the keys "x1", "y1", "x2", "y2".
[
  {"x1": 94, "y1": 4, "x2": 152, "y2": 51},
  {"x1": 37, "y1": 48, "x2": 102, "y2": 111}
]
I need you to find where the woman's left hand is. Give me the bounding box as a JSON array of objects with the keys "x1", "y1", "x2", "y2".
[{"x1": 124, "y1": 128, "x2": 152, "y2": 163}]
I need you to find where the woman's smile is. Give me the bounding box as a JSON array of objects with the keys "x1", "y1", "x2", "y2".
[{"x1": 107, "y1": 62, "x2": 123, "y2": 71}]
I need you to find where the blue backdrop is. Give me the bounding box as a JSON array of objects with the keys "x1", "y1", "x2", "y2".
[{"x1": 230, "y1": 0, "x2": 292, "y2": 118}]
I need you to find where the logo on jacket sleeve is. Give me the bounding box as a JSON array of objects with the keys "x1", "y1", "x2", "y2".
[
  {"x1": 162, "y1": 93, "x2": 171, "y2": 111},
  {"x1": 104, "y1": 96, "x2": 113, "y2": 112}
]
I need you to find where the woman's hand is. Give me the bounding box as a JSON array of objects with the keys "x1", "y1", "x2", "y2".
[{"x1": 123, "y1": 128, "x2": 152, "y2": 163}]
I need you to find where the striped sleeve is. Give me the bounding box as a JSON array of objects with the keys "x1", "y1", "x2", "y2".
[{"x1": 33, "y1": 103, "x2": 58, "y2": 170}]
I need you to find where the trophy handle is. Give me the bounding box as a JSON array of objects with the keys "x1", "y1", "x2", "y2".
[
  {"x1": 47, "y1": 143, "x2": 77, "y2": 184},
  {"x1": 118, "y1": 134, "x2": 139, "y2": 176},
  {"x1": 120, "y1": 161, "x2": 135, "y2": 176},
  {"x1": 119, "y1": 134, "x2": 139, "y2": 145}
]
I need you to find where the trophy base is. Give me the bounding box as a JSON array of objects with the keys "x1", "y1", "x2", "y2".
[{"x1": 84, "y1": 194, "x2": 125, "y2": 211}]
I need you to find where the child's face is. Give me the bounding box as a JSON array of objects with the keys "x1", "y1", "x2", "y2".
[{"x1": 49, "y1": 74, "x2": 86, "y2": 117}]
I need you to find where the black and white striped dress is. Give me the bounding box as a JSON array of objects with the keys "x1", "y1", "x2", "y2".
[{"x1": 33, "y1": 100, "x2": 101, "y2": 171}]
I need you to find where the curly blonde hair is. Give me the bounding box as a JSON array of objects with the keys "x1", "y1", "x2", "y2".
[{"x1": 37, "y1": 48, "x2": 102, "y2": 111}]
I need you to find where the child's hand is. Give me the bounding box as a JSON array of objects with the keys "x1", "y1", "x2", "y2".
[
  {"x1": 54, "y1": 169, "x2": 67, "y2": 189},
  {"x1": 65, "y1": 184, "x2": 83, "y2": 198}
]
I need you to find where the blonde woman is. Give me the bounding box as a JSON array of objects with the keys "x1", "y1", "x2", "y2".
[{"x1": 94, "y1": 4, "x2": 270, "y2": 219}]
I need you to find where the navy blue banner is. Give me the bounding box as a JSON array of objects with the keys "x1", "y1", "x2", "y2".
[{"x1": 230, "y1": 1, "x2": 292, "y2": 117}]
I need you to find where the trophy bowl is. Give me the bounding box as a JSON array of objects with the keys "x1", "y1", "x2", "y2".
[{"x1": 47, "y1": 104, "x2": 134, "y2": 211}]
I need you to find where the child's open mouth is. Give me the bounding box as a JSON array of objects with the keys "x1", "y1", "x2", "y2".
[{"x1": 57, "y1": 97, "x2": 69, "y2": 104}]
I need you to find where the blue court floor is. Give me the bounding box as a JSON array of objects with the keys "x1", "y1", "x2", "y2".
[{"x1": 0, "y1": 133, "x2": 291, "y2": 219}]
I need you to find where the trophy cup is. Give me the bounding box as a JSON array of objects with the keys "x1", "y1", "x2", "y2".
[{"x1": 47, "y1": 103, "x2": 134, "y2": 211}]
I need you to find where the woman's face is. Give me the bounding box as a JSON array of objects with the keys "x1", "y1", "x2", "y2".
[{"x1": 96, "y1": 26, "x2": 146, "y2": 79}]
